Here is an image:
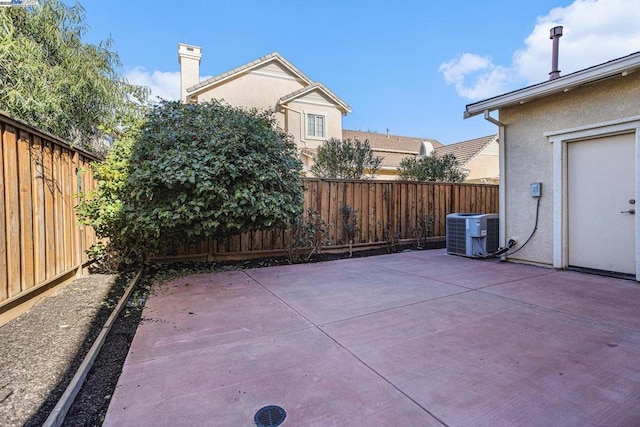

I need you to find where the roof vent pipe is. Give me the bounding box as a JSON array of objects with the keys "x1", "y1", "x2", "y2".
[{"x1": 549, "y1": 26, "x2": 563, "y2": 80}]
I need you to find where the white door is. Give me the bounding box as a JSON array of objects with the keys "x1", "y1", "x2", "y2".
[{"x1": 567, "y1": 133, "x2": 636, "y2": 275}]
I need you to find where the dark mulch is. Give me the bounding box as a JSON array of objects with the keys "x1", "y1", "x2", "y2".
[{"x1": 1, "y1": 242, "x2": 443, "y2": 426}]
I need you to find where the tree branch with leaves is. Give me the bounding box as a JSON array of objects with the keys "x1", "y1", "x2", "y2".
[
  {"x1": 311, "y1": 138, "x2": 383, "y2": 179},
  {"x1": 399, "y1": 152, "x2": 466, "y2": 182},
  {"x1": 0, "y1": 0, "x2": 147, "y2": 154}
]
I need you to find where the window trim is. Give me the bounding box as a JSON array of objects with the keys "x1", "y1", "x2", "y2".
[{"x1": 306, "y1": 112, "x2": 326, "y2": 139}]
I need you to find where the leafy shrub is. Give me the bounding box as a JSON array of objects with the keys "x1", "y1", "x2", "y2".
[
  {"x1": 77, "y1": 100, "x2": 304, "y2": 267},
  {"x1": 399, "y1": 152, "x2": 466, "y2": 182},
  {"x1": 311, "y1": 138, "x2": 382, "y2": 179},
  {"x1": 287, "y1": 209, "x2": 330, "y2": 263},
  {"x1": 379, "y1": 220, "x2": 401, "y2": 254},
  {"x1": 412, "y1": 215, "x2": 435, "y2": 249},
  {"x1": 341, "y1": 205, "x2": 359, "y2": 257},
  {"x1": 76, "y1": 120, "x2": 142, "y2": 268}
]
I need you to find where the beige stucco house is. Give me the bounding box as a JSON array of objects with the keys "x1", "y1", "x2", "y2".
[
  {"x1": 465, "y1": 51, "x2": 640, "y2": 280},
  {"x1": 335, "y1": 130, "x2": 498, "y2": 182},
  {"x1": 177, "y1": 43, "x2": 497, "y2": 182},
  {"x1": 178, "y1": 43, "x2": 351, "y2": 173},
  {"x1": 433, "y1": 134, "x2": 499, "y2": 184}
]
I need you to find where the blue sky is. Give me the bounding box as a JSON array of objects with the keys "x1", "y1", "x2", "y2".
[{"x1": 79, "y1": 0, "x2": 640, "y2": 145}]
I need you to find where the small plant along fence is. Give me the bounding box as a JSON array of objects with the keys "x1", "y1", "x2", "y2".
[
  {"x1": 160, "y1": 178, "x2": 499, "y2": 261},
  {"x1": 0, "y1": 111, "x2": 99, "y2": 316}
]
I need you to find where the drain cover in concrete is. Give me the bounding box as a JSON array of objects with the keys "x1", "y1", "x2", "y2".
[{"x1": 254, "y1": 405, "x2": 286, "y2": 427}]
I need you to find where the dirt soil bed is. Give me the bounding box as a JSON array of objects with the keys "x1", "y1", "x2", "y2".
[{"x1": 0, "y1": 243, "x2": 442, "y2": 426}]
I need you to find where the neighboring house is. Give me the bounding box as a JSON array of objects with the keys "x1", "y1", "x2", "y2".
[
  {"x1": 340, "y1": 130, "x2": 442, "y2": 179},
  {"x1": 178, "y1": 43, "x2": 351, "y2": 173},
  {"x1": 433, "y1": 134, "x2": 499, "y2": 184},
  {"x1": 465, "y1": 50, "x2": 640, "y2": 280},
  {"x1": 335, "y1": 130, "x2": 498, "y2": 182}
]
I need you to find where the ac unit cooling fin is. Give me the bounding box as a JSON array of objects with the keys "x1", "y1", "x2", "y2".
[{"x1": 446, "y1": 213, "x2": 499, "y2": 258}]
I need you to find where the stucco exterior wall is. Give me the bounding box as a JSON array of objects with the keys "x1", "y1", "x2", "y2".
[
  {"x1": 196, "y1": 64, "x2": 305, "y2": 141},
  {"x1": 465, "y1": 141, "x2": 499, "y2": 183},
  {"x1": 500, "y1": 72, "x2": 640, "y2": 265},
  {"x1": 197, "y1": 63, "x2": 305, "y2": 110},
  {"x1": 289, "y1": 96, "x2": 343, "y2": 150},
  {"x1": 193, "y1": 62, "x2": 345, "y2": 154}
]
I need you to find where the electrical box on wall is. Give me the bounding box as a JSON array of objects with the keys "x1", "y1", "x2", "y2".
[{"x1": 530, "y1": 182, "x2": 542, "y2": 198}]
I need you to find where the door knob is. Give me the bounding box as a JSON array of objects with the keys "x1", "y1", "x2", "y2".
[{"x1": 620, "y1": 209, "x2": 636, "y2": 214}]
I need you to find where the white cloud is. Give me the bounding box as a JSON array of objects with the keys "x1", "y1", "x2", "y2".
[
  {"x1": 438, "y1": 53, "x2": 512, "y2": 100},
  {"x1": 124, "y1": 67, "x2": 181, "y2": 101},
  {"x1": 514, "y1": 0, "x2": 640, "y2": 83},
  {"x1": 440, "y1": 0, "x2": 640, "y2": 100}
]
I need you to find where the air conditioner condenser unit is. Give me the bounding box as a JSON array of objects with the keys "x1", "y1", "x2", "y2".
[{"x1": 446, "y1": 213, "x2": 499, "y2": 258}]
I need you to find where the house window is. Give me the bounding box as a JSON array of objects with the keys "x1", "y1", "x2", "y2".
[{"x1": 307, "y1": 114, "x2": 325, "y2": 138}]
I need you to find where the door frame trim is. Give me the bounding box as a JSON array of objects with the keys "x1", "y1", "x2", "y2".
[{"x1": 545, "y1": 115, "x2": 640, "y2": 280}]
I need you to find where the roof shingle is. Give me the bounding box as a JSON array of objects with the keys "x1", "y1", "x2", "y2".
[
  {"x1": 434, "y1": 134, "x2": 497, "y2": 166},
  {"x1": 342, "y1": 130, "x2": 442, "y2": 153}
]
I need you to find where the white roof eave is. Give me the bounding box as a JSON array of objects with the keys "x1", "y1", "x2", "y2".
[
  {"x1": 464, "y1": 52, "x2": 640, "y2": 119},
  {"x1": 278, "y1": 86, "x2": 351, "y2": 114}
]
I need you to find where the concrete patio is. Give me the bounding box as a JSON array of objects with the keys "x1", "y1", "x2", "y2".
[{"x1": 103, "y1": 250, "x2": 640, "y2": 426}]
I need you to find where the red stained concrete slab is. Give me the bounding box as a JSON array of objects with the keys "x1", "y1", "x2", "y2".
[
  {"x1": 322, "y1": 291, "x2": 640, "y2": 426},
  {"x1": 125, "y1": 270, "x2": 312, "y2": 363},
  {"x1": 357, "y1": 250, "x2": 554, "y2": 289},
  {"x1": 245, "y1": 258, "x2": 467, "y2": 324},
  {"x1": 104, "y1": 328, "x2": 440, "y2": 426},
  {"x1": 105, "y1": 252, "x2": 640, "y2": 426},
  {"x1": 484, "y1": 269, "x2": 640, "y2": 331}
]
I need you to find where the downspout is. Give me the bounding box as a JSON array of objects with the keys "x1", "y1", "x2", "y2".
[{"x1": 483, "y1": 110, "x2": 508, "y2": 260}]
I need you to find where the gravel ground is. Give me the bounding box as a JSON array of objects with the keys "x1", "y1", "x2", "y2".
[
  {"x1": 0, "y1": 243, "x2": 442, "y2": 426},
  {"x1": 0, "y1": 273, "x2": 134, "y2": 427}
]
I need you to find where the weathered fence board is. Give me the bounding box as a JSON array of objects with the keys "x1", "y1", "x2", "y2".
[
  {"x1": 0, "y1": 125, "x2": 7, "y2": 300},
  {"x1": 4, "y1": 125, "x2": 21, "y2": 297},
  {"x1": 159, "y1": 179, "x2": 499, "y2": 261},
  {"x1": 0, "y1": 112, "x2": 100, "y2": 318}
]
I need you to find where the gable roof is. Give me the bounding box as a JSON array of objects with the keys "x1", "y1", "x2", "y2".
[
  {"x1": 434, "y1": 134, "x2": 497, "y2": 167},
  {"x1": 342, "y1": 130, "x2": 442, "y2": 153},
  {"x1": 279, "y1": 82, "x2": 351, "y2": 114},
  {"x1": 187, "y1": 51, "x2": 313, "y2": 95},
  {"x1": 465, "y1": 51, "x2": 640, "y2": 119}
]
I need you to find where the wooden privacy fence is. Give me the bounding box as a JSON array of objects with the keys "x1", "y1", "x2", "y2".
[
  {"x1": 163, "y1": 179, "x2": 499, "y2": 260},
  {"x1": 0, "y1": 111, "x2": 99, "y2": 320},
  {"x1": 0, "y1": 109, "x2": 499, "y2": 317}
]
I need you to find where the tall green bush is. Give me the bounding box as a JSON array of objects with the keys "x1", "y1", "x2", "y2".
[
  {"x1": 399, "y1": 152, "x2": 466, "y2": 182},
  {"x1": 311, "y1": 138, "x2": 382, "y2": 179},
  {"x1": 77, "y1": 100, "x2": 304, "y2": 266}
]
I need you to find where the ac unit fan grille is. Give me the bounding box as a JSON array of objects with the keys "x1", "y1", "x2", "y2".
[
  {"x1": 446, "y1": 213, "x2": 499, "y2": 257},
  {"x1": 446, "y1": 217, "x2": 467, "y2": 255},
  {"x1": 486, "y1": 218, "x2": 499, "y2": 254}
]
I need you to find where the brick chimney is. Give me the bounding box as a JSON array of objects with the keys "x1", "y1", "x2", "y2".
[{"x1": 178, "y1": 43, "x2": 202, "y2": 102}]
